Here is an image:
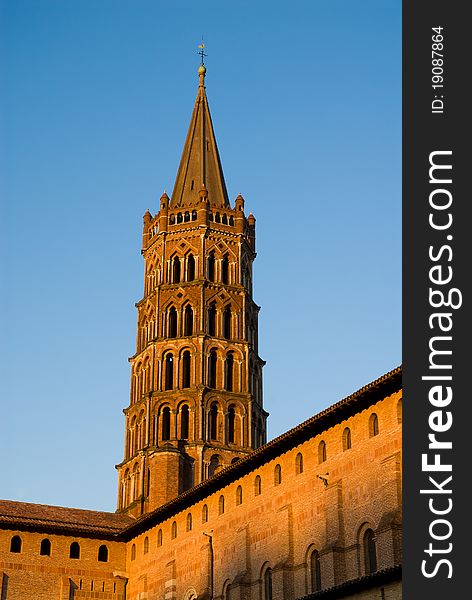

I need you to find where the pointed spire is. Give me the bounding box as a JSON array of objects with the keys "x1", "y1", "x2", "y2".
[{"x1": 170, "y1": 64, "x2": 230, "y2": 209}]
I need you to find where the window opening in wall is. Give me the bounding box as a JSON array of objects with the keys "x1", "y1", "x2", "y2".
[
  {"x1": 170, "y1": 214, "x2": 175, "y2": 224},
  {"x1": 228, "y1": 406, "x2": 235, "y2": 443},
  {"x1": 168, "y1": 306, "x2": 178, "y2": 337},
  {"x1": 397, "y1": 398, "x2": 402, "y2": 424},
  {"x1": 222, "y1": 214, "x2": 228, "y2": 225},
  {"x1": 364, "y1": 529, "x2": 377, "y2": 574},
  {"x1": 202, "y1": 504, "x2": 209, "y2": 523},
  {"x1": 223, "y1": 306, "x2": 231, "y2": 339},
  {"x1": 171, "y1": 521, "x2": 177, "y2": 539},
  {"x1": 255, "y1": 475, "x2": 262, "y2": 496},
  {"x1": 274, "y1": 464, "x2": 282, "y2": 485},
  {"x1": 222, "y1": 255, "x2": 229, "y2": 283},
  {"x1": 184, "y1": 211, "x2": 190, "y2": 222},
  {"x1": 225, "y1": 352, "x2": 234, "y2": 392},
  {"x1": 172, "y1": 256, "x2": 181, "y2": 283},
  {"x1": 147, "y1": 468, "x2": 151, "y2": 497},
  {"x1": 10, "y1": 535, "x2": 21, "y2": 553},
  {"x1": 69, "y1": 542, "x2": 80, "y2": 559},
  {"x1": 162, "y1": 406, "x2": 171, "y2": 441},
  {"x1": 177, "y1": 212, "x2": 183, "y2": 223},
  {"x1": 98, "y1": 545, "x2": 108, "y2": 562},
  {"x1": 191, "y1": 179, "x2": 194, "y2": 190},
  {"x1": 295, "y1": 452, "x2": 304, "y2": 475},
  {"x1": 229, "y1": 216, "x2": 234, "y2": 226},
  {"x1": 192, "y1": 210, "x2": 197, "y2": 221},
  {"x1": 215, "y1": 213, "x2": 221, "y2": 223},
  {"x1": 209, "y1": 350, "x2": 217, "y2": 388},
  {"x1": 131, "y1": 544, "x2": 136, "y2": 561},
  {"x1": 311, "y1": 550, "x2": 322, "y2": 592},
  {"x1": 208, "y1": 302, "x2": 216, "y2": 336},
  {"x1": 264, "y1": 568, "x2": 273, "y2": 600},
  {"x1": 209, "y1": 212, "x2": 214, "y2": 221},
  {"x1": 165, "y1": 354, "x2": 174, "y2": 390},
  {"x1": 343, "y1": 427, "x2": 352, "y2": 451},
  {"x1": 219, "y1": 495, "x2": 225, "y2": 514},
  {"x1": 369, "y1": 413, "x2": 379, "y2": 437},
  {"x1": 157, "y1": 529, "x2": 163, "y2": 546},
  {"x1": 186, "y1": 512, "x2": 193, "y2": 531},
  {"x1": 318, "y1": 440, "x2": 327, "y2": 463},
  {"x1": 187, "y1": 254, "x2": 196, "y2": 281},
  {"x1": 40, "y1": 538, "x2": 51, "y2": 556},
  {"x1": 182, "y1": 351, "x2": 191, "y2": 388},
  {"x1": 236, "y1": 485, "x2": 243, "y2": 506},
  {"x1": 209, "y1": 402, "x2": 218, "y2": 439},
  {"x1": 208, "y1": 252, "x2": 215, "y2": 281},
  {"x1": 184, "y1": 305, "x2": 194, "y2": 336},
  {"x1": 144, "y1": 537, "x2": 149, "y2": 554},
  {"x1": 181, "y1": 404, "x2": 190, "y2": 439}
]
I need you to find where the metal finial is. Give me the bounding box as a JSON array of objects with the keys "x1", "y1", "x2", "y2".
[{"x1": 197, "y1": 39, "x2": 207, "y2": 66}]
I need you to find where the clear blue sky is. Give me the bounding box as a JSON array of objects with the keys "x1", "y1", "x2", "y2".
[{"x1": 0, "y1": 1, "x2": 401, "y2": 511}]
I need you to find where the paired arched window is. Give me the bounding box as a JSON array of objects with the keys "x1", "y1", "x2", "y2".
[
  {"x1": 219, "y1": 495, "x2": 225, "y2": 515},
  {"x1": 209, "y1": 350, "x2": 217, "y2": 388},
  {"x1": 40, "y1": 538, "x2": 51, "y2": 556},
  {"x1": 208, "y1": 454, "x2": 221, "y2": 477},
  {"x1": 171, "y1": 521, "x2": 177, "y2": 539},
  {"x1": 222, "y1": 255, "x2": 229, "y2": 284},
  {"x1": 168, "y1": 306, "x2": 177, "y2": 337},
  {"x1": 69, "y1": 542, "x2": 80, "y2": 559},
  {"x1": 165, "y1": 353, "x2": 174, "y2": 390},
  {"x1": 144, "y1": 537, "x2": 149, "y2": 554},
  {"x1": 208, "y1": 252, "x2": 215, "y2": 281},
  {"x1": 236, "y1": 485, "x2": 243, "y2": 506},
  {"x1": 208, "y1": 302, "x2": 216, "y2": 336},
  {"x1": 184, "y1": 305, "x2": 194, "y2": 336},
  {"x1": 343, "y1": 427, "x2": 352, "y2": 451},
  {"x1": 228, "y1": 406, "x2": 236, "y2": 443},
  {"x1": 255, "y1": 475, "x2": 262, "y2": 496},
  {"x1": 98, "y1": 544, "x2": 108, "y2": 562},
  {"x1": 202, "y1": 504, "x2": 209, "y2": 523},
  {"x1": 180, "y1": 404, "x2": 190, "y2": 439},
  {"x1": 369, "y1": 413, "x2": 379, "y2": 437},
  {"x1": 363, "y1": 529, "x2": 377, "y2": 574},
  {"x1": 318, "y1": 440, "x2": 327, "y2": 463},
  {"x1": 274, "y1": 464, "x2": 282, "y2": 485},
  {"x1": 10, "y1": 535, "x2": 22, "y2": 553},
  {"x1": 157, "y1": 529, "x2": 163, "y2": 547},
  {"x1": 223, "y1": 306, "x2": 231, "y2": 339},
  {"x1": 209, "y1": 403, "x2": 218, "y2": 440},
  {"x1": 182, "y1": 351, "x2": 191, "y2": 388},
  {"x1": 264, "y1": 567, "x2": 273, "y2": 600},
  {"x1": 295, "y1": 452, "x2": 303, "y2": 475},
  {"x1": 310, "y1": 550, "x2": 322, "y2": 592},
  {"x1": 186, "y1": 513, "x2": 193, "y2": 531},
  {"x1": 162, "y1": 406, "x2": 171, "y2": 441},
  {"x1": 225, "y1": 352, "x2": 234, "y2": 391},
  {"x1": 172, "y1": 256, "x2": 181, "y2": 283}
]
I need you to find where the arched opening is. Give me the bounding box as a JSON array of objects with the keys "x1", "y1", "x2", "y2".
[
  {"x1": 229, "y1": 216, "x2": 234, "y2": 226},
  {"x1": 177, "y1": 212, "x2": 183, "y2": 223},
  {"x1": 218, "y1": 495, "x2": 225, "y2": 515},
  {"x1": 184, "y1": 211, "x2": 190, "y2": 222},
  {"x1": 209, "y1": 350, "x2": 217, "y2": 388},
  {"x1": 236, "y1": 485, "x2": 243, "y2": 506},
  {"x1": 131, "y1": 544, "x2": 136, "y2": 560},
  {"x1": 187, "y1": 254, "x2": 195, "y2": 281},
  {"x1": 172, "y1": 256, "x2": 181, "y2": 283},
  {"x1": 168, "y1": 306, "x2": 177, "y2": 338},
  {"x1": 144, "y1": 537, "x2": 149, "y2": 554},
  {"x1": 162, "y1": 407, "x2": 171, "y2": 441},
  {"x1": 228, "y1": 405, "x2": 236, "y2": 443},
  {"x1": 40, "y1": 538, "x2": 51, "y2": 556},
  {"x1": 184, "y1": 305, "x2": 193, "y2": 336},
  {"x1": 186, "y1": 513, "x2": 192, "y2": 531},
  {"x1": 191, "y1": 210, "x2": 197, "y2": 221},
  {"x1": 255, "y1": 475, "x2": 262, "y2": 496},
  {"x1": 208, "y1": 302, "x2": 216, "y2": 336},
  {"x1": 182, "y1": 351, "x2": 191, "y2": 388},
  {"x1": 397, "y1": 398, "x2": 403, "y2": 423},
  {"x1": 222, "y1": 255, "x2": 229, "y2": 284},
  {"x1": 318, "y1": 440, "x2": 327, "y2": 463},
  {"x1": 171, "y1": 521, "x2": 177, "y2": 539},
  {"x1": 10, "y1": 535, "x2": 22, "y2": 553},
  {"x1": 223, "y1": 306, "x2": 231, "y2": 339},
  {"x1": 369, "y1": 413, "x2": 379, "y2": 437},
  {"x1": 202, "y1": 504, "x2": 209, "y2": 523},
  {"x1": 364, "y1": 529, "x2": 377, "y2": 574},
  {"x1": 310, "y1": 550, "x2": 322, "y2": 592},
  {"x1": 222, "y1": 214, "x2": 228, "y2": 225},
  {"x1": 295, "y1": 452, "x2": 303, "y2": 475},
  {"x1": 215, "y1": 213, "x2": 221, "y2": 223},
  {"x1": 208, "y1": 454, "x2": 220, "y2": 477},
  {"x1": 157, "y1": 529, "x2": 163, "y2": 546},
  {"x1": 165, "y1": 354, "x2": 174, "y2": 390},
  {"x1": 208, "y1": 252, "x2": 215, "y2": 281},
  {"x1": 274, "y1": 464, "x2": 282, "y2": 485},
  {"x1": 69, "y1": 542, "x2": 80, "y2": 559},
  {"x1": 225, "y1": 352, "x2": 234, "y2": 391},
  {"x1": 209, "y1": 403, "x2": 218, "y2": 440},
  {"x1": 264, "y1": 568, "x2": 273, "y2": 600},
  {"x1": 98, "y1": 545, "x2": 108, "y2": 562},
  {"x1": 180, "y1": 404, "x2": 190, "y2": 439},
  {"x1": 343, "y1": 427, "x2": 352, "y2": 451}
]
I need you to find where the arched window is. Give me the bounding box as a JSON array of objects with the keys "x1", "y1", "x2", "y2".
[
  {"x1": 169, "y1": 214, "x2": 175, "y2": 224},
  {"x1": 208, "y1": 455, "x2": 220, "y2": 477},
  {"x1": 165, "y1": 353, "x2": 174, "y2": 390},
  {"x1": 172, "y1": 256, "x2": 181, "y2": 283},
  {"x1": 364, "y1": 529, "x2": 377, "y2": 574},
  {"x1": 184, "y1": 211, "x2": 190, "y2": 222},
  {"x1": 162, "y1": 406, "x2": 171, "y2": 441},
  {"x1": 181, "y1": 404, "x2": 190, "y2": 439},
  {"x1": 131, "y1": 544, "x2": 136, "y2": 561},
  {"x1": 310, "y1": 550, "x2": 322, "y2": 592},
  {"x1": 69, "y1": 542, "x2": 80, "y2": 559},
  {"x1": 222, "y1": 255, "x2": 229, "y2": 284},
  {"x1": 191, "y1": 210, "x2": 197, "y2": 221},
  {"x1": 229, "y1": 216, "x2": 234, "y2": 226},
  {"x1": 184, "y1": 305, "x2": 193, "y2": 336},
  {"x1": 168, "y1": 306, "x2": 177, "y2": 337},
  {"x1": 202, "y1": 504, "x2": 209, "y2": 523},
  {"x1": 157, "y1": 529, "x2": 163, "y2": 547},
  {"x1": 171, "y1": 521, "x2": 177, "y2": 539},
  {"x1": 208, "y1": 302, "x2": 216, "y2": 336},
  {"x1": 225, "y1": 352, "x2": 234, "y2": 392},
  {"x1": 209, "y1": 350, "x2": 217, "y2": 388},
  {"x1": 144, "y1": 537, "x2": 149, "y2": 554},
  {"x1": 343, "y1": 427, "x2": 352, "y2": 451},
  {"x1": 264, "y1": 567, "x2": 273, "y2": 600},
  {"x1": 222, "y1": 214, "x2": 228, "y2": 225},
  {"x1": 236, "y1": 485, "x2": 243, "y2": 506},
  {"x1": 228, "y1": 406, "x2": 236, "y2": 443},
  {"x1": 187, "y1": 254, "x2": 195, "y2": 281},
  {"x1": 274, "y1": 464, "x2": 282, "y2": 485},
  {"x1": 40, "y1": 538, "x2": 51, "y2": 556},
  {"x1": 209, "y1": 402, "x2": 218, "y2": 440},
  {"x1": 397, "y1": 398, "x2": 403, "y2": 423},
  {"x1": 186, "y1": 513, "x2": 193, "y2": 532},
  {"x1": 98, "y1": 544, "x2": 108, "y2": 562},
  {"x1": 10, "y1": 535, "x2": 21, "y2": 553},
  {"x1": 223, "y1": 306, "x2": 231, "y2": 339},
  {"x1": 318, "y1": 440, "x2": 327, "y2": 463},
  {"x1": 208, "y1": 252, "x2": 215, "y2": 281},
  {"x1": 215, "y1": 213, "x2": 221, "y2": 224},
  {"x1": 219, "y1": 495, "x2": 225, "y2": 515},
  {"x1": 369, "y1": 413, "x2": 379, "y2": 437},
  {"x1": 177, "y1": 212, "x2": 183, "y2": 223},
  {"x1": 182, "y1": 351, "x2": 191, "y2": 388},
  {"x1": 295, "y1": 452, "x2": 303, "y2": 475},
  {"x1": 255, "y1": 475, "x2": 262, "y2": 496}
]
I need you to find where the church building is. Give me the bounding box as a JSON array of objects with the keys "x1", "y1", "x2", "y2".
[{"x1": 0, "y1": 63, "x2": 402, "y2": 600}]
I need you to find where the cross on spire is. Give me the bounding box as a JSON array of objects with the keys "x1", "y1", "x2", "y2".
[{"x1": 197, "y1": 40, "x2": 207, "y2": 65}]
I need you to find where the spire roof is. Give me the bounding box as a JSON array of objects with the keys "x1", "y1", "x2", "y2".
[{"x1": 170, "y1": 65, "x2": 230, "y2": 209}]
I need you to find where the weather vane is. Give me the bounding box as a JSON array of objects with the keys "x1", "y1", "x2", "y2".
[{"x1": 198, "y1": 39, "x2": 207, "y2": 65}]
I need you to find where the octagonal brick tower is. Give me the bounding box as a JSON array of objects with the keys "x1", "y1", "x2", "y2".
[{"x1": 116, "y1": 64, "x2": 267, "y2": 517}]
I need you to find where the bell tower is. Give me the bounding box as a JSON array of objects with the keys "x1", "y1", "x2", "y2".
[{"x1": 116, "y1": 64, "x2": 267, "y2": 517}]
